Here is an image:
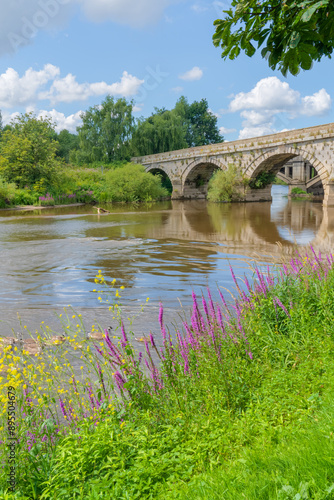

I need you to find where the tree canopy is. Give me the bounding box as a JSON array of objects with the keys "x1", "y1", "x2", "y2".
[
  {"x1": 132, "y1": 107, "x2": 188, "y2": 156},
  {"x1": 77, "y1": 96, "x2": 135, "y2": 164},
  {"x1": 213, "y1": 0, "x2": 334, "y2": 76},
  {"x1": 0, "y1": 113, "x2": 59, "y2": 187},
  {"x1": 175, "y1": 96, "x2": 223, "y2": 147},
  {"x1": 133, "y1": 97, "x2": 223, "y2": 157}
]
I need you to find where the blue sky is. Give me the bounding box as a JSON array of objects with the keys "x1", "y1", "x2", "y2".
[{"x1": 0, "y1": 0, "x2": 332, "y2": 141}]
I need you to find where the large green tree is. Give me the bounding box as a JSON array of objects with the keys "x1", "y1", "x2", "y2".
[
  {"x1": 175, "y1": 96, "x2": 223, "y2": 147},
  {"x1": 132, "y1": 107, "x2": 187, "y2": 156},
  {"x1": 77, "y1": 96, "x2": 135, "y2": 163},
  {"x1": 56, "y1": 129, "x2": 79, "y2": 163},
  {"x1": 132, "y1": 97, "x2": 223, "y2": 156},
  {"x1": 213, "y1": 0, "x2": 334, "y2": 76},
  {"x1": 0, "y1": 113, "x2": 59, "y2": 187}
]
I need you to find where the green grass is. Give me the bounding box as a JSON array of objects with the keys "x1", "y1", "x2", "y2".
[{"x1": 1, "y1": 249, "x2": 334, "y2": 499}]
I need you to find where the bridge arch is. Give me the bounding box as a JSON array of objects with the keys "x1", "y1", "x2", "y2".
[
  {"x1": 146, "y1": 166, "x2": 173, "y2": 194},
  {"x1": 244, "y1": 145, "x2": 329, "y2": 188},
  {"x1": 182, "y1": 157, "x2": 227, "y2": 199}
]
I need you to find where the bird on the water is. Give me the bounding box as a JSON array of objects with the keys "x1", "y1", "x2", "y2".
[{"x1": 93, "y1": 206, "x2": 110, "y2": 214}]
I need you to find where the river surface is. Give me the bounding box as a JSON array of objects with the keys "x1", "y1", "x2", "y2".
[{"x1": 0, "y1": 185, "x2": 329, "y2": 339}]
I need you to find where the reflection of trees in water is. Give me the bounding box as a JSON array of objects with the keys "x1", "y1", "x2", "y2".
[{"x1": 85, "y1": 209, "x2": 217, "y2": 285}]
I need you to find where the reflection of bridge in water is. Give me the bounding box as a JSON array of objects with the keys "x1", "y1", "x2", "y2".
[{"x1": 145, "y1": 200, "x2": 333, "y2": 259}]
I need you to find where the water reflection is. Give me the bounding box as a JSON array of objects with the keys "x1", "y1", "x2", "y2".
[{"x1": 0, "y1": 186, "x2": 332, "y2": 337}]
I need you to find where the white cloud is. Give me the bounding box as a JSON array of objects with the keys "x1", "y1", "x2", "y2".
[
  {"x1": 301, "y1": 88, "x2": 332, "y2": 116},
  {"x1": 0, "y1": 65, "x2": 144, "y2": 108},
  {"x1": 227, "y1": 77, "x2": 332, "y2": 139},
  {"x1": 209, "y1": 108, "x2": 221, "y2": 118},
  {"x1": 0, "y1": 64, "x2": 60, "y2": 108},
  {"x1": 38, "y1": 109, "x2": 83, "y2": 133},
  {"x1": 42, "y1": 71, "x2": 144, "y2": 104},
  {"x1": 229, "y1": 77, "x2": 300, "y2": 113},
  {"x1": 179, "y1": 66, "x2": 203, "y2": 81},
  {"x1": 132, "y1": 103, "x2": 144, "y2": 113},
  {"x1": 219, "y1": 126, "x2": 236, "y2": 135},
  {"x1": 238, "y1": 125, "x2": 277, "y2": 140}
]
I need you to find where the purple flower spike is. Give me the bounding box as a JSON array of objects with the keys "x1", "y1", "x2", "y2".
[
  {"x1": 121, "y1": 321, "x2": 128, "y2": 347},
  {"x1": 159, "y1": 302, "x2": 164, "y2": 328},
  {"x1": 149, "y1": 332, "x2": 156, "y2": 348}
]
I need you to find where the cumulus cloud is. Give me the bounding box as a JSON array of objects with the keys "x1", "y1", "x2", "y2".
[
  {"x1": 179, "y1": 66, "x2": 203, "y2": 81},
  {"x1": 38, "y1": 109, "x2": 83, "y2": 133},
  {"x1": 229, "y1": 77, "x2": 300, "y2": 113},
  {"x1": 0, "y1": 64, "x2": 60, "y2": 108},
  {"x1": 41, "y1": 71, "x2": 144, "y2": 104},
  {"x1": 301, "y1": 88, "x2": 332, "y2": 116},
  {"x1": 227, "y1": 77, "x2": 332, "y2": 139},
  {"x1": 0, "y1": 65, "x2": 144, "y2": 108},
  {"x1": 219, "y1": 126, "x2": 236, "y2": 135}
]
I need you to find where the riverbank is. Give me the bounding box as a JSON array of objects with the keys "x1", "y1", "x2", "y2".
[
  {"x1": 0, "y1": 202, "x2": 86, "y2": 212},
  {"x1": 1, "y1": 247, "x2": 334, "y2": 499}
]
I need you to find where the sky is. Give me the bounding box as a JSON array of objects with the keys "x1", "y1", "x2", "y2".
[{"x1": 0, "y1": 0, "x2": 332, "y2": 142}]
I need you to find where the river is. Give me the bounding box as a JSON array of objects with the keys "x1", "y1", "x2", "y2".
[{"x1": 0, "y1": 185, "x2": 330, "y2": 340}]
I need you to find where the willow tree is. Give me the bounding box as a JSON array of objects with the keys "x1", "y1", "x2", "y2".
[{"x1": 132, "y1": 108, "x2": 187, "y2": 156}]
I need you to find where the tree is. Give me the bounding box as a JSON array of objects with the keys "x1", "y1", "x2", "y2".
[
  {"x1": 0, "y1": 113, "x2": 59, "y2": 187},
  {"x1": 132, "y1": 108, "x2": 187, "y2": 156},
  {"x1": 77, "y1": 96, "x2": 135, "y2": 163},
  {"x1": 56, "y1": 129, "x2": 79, "y2": 163},
  {"x1": 132, "y1": 97, "x2": 223, "y2": 156},
  {"x1": 175, "y1": 96, "x2": 223, "y2": 147},
  {"x1": 213, "y1": 0, "x2": 334, "y2": 76}
]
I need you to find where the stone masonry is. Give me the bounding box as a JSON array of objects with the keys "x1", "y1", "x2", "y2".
[{"x1": 132, "y1": 122, "x2": 334, "y2": 206}]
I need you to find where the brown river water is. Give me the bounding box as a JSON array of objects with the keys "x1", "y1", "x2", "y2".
[{"x1": 0, "y1": 185, "x2": 331, "y2": 342}]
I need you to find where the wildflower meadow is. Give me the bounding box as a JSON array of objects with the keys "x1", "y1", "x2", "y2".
[{"x1": 1, "y1": 247, "x2": 334, "y2": 499}]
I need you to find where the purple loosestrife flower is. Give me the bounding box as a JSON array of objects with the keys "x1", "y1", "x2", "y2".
[
  {"x1": 159, "y1": 302, "x2": 164, "y2": 328},
  {"x1": 202, "y1": 294, "x2": 209, "y2": 321},
  {"x1": 114, "y1": 371, "x2": 126, "y2": 391},
  {"x1": 244, "y1": 275, "x2": 252, "y2": 294},
  {"x1": 121, "y1": 321, "x2": 128, "y2": 348},
  {"x1": 207, "y1": 287, "x2": 216, "y2": 321},
  {"x1": 59, "y1": 397, "x2": 67, "y2": 418},
  {"x1": 274, "y1": 297, "x2": 291, "y2": 318},
  {"x1": 149, "y1": 332, "x2": 156, "y2": 349},
  {"x1": 218, "y1": 289, "x2": 229, "y2": 311}
]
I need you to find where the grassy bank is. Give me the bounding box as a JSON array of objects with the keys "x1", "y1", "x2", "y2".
[
  {"x1": 0, "y1": 163, "x2": 169, "y2": 209},
  {"x1": 1, "y1": 248, "x2": 334, "y2": 499}
]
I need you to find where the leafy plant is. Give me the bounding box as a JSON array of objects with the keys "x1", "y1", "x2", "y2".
[{"x1": 249, "y1": 171, "x2": 276, "y2": 189}]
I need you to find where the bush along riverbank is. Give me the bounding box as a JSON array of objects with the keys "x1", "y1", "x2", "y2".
[
  {"x1": 0, "y1": 163, "x2": 169, "y2": 209},
  {"x1": 1, "y1": 248, "x2": 334, "y2": 499}
]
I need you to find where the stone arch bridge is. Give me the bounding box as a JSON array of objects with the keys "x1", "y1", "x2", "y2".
[{"x1": 132, "y1": 122, "x2": 334, "y2": 206}]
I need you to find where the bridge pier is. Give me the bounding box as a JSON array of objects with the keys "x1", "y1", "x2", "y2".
[
  {"x1": 323, "y1": 182, "x2": 334, "y2": 207},
  {"x1": 288, "y1": 181, "x2": 307, "y2": 195},
  {"x1": 244, "y1": 185, "x2": 272, "y2": 202}
]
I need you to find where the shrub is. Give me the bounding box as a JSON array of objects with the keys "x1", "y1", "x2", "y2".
[
  {"x1": 0, "y1": 177, "x2": 18, "y2": 208},
  {"x1": 291, "y1": 187, "x2": 307, "y2": 195},
  {"x1": 207, "y1": 164, "x2": 247, "y2": 202},
  {"x1": 249, "y1": 171, "x2": 276, "y2": 189}
]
